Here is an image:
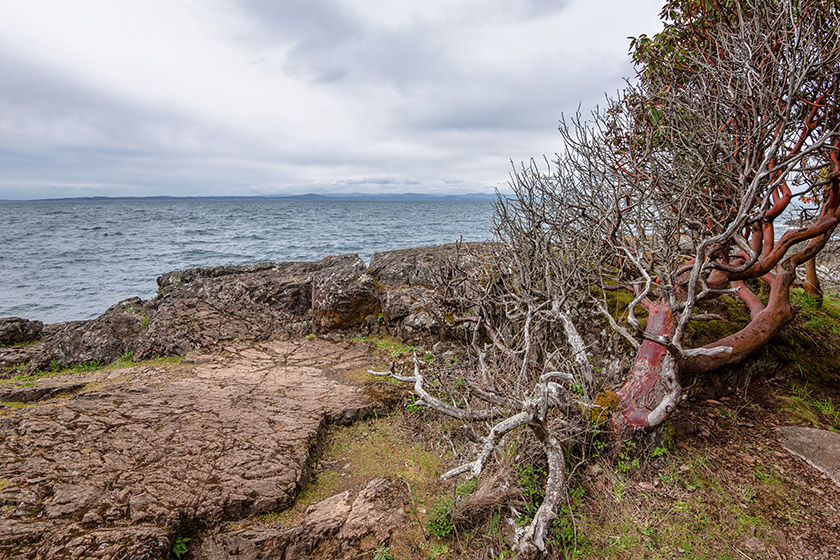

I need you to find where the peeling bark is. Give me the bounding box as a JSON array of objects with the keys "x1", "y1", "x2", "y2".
[{"x1": 614, "y1": 301, "x2": 677, "y2": 431}]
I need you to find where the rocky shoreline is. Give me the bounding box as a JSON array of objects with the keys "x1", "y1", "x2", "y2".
[
  {"x1": 1, "y1": 243, "x2": 484, "y2": 377},
  {"x1": 0, "y1": 243, "x2": 480, "y2": 559}
]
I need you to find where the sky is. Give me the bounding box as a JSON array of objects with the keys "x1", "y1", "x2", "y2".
[{"x1": 0, "y1": 0, "x2": 664, "y2": 200}]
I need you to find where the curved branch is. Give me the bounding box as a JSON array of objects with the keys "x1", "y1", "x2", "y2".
[
  {"x1": 515, "y1": 425, "x2": 567, "y2": 559},
  {"x1": 370, "y1": 356, "x2": 506, "y2": 422}
]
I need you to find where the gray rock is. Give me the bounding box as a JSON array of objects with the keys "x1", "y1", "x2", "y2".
[
  {"x1": 779, "y1": 425, "x2": 840, "y2": 488},
  {"x1": 369, "y1": 242, "x2": 491, "y2": 342},
  {"x1": 6, "y1": 244, "x2": 490, "y2": 372},
  {"x1": 0, "y1": 317, "x2": 43, "y2": 345},
  {"x1": 28, "y1": 312, "x2": 145, "y2": 371},
  {"x1": 195, "y1": 478, "x2": 406, "y2": 559},
  {"x1": 134, "y1": 254, "x2": 378, "y2": 360},
  {"x1": 338, "y1": 477, "x2": 406, "y2": 542}
]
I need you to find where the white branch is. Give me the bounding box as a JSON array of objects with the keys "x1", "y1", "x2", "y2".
[
  {"x1": 554, "y1": 305, "x2": 598, "y2": 400},
  {"x1": 595, "y1": 300, "x2": 641, "y2": 350},
  {"x1": 516, "y1": 430, "x2": 567, "y2": 558}
]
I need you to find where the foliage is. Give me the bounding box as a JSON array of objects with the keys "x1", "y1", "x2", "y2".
[
  {"x1": 516, "y1": 463, "x2": 548, "y2": 522},
  {"x1": 426, "y1": 497, "x2": 455, "y2": 538},
  {"x1": 371, "y1": 1, "x2": 840, "y2": 556},
  {"x1": 784, "y1": 383, "x2": 840, "y2": 431},
  {"x1": 1, "y1": 355, "x2": 184, "y2": 387},
  {"x1": 617, "y1": 441, "x2": 641, "y2": 473},
  {"x1": 404, "y1": 395, "x2": 425, "y2": 414},
  {"x1": 373, "y1": 543, "x2": 394, "y2": 560},
  {"x1": 353, "y1": 334, "x2": 415, "y2": 358},
  {"x1": 169, "y1": 535, "x2": 190, "y2": 560}
]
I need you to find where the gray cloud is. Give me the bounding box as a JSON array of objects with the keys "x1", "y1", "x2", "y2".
[{"x1": 0, "y1": 0, "x2": 662, "y2": 200}]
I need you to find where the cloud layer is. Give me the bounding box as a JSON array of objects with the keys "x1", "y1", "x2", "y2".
[{"x1": 0, "y1": 0, "x2": 663, "y2": 199}]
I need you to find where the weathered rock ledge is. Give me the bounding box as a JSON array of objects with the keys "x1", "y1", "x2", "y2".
[
  {"x1": 1, "y1": 243, "x2": 488, "y2": 377},
  {"x1": 0, "y1": 338, "x2": 398, "y2": 559}
]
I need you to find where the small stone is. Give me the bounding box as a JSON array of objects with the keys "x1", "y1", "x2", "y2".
[
  {"x1": 585, "y1": 464, "x2": 603, "y2": 476},
  {"x1": 779, "y1": 426, "x2": 840, "y2": 488},
  {"x1": 740, "y1": 536, "x2": 766, "y2": 554},
  {"x1": 769, "y1": 530, "x2": 787, "y2": 550}
]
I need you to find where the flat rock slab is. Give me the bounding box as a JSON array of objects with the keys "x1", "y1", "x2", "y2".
[
  {"x1": 195, "y1": 477, "x2": 407, "y2": 559},
  {"x1": 779, "y1": 426, "x2": 840, "y2": 488},
  {"x1": 0, "y1": 338, "x2": 383, "y2": 560}
]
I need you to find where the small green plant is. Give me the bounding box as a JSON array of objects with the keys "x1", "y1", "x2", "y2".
[
  {"x1": 78, "y1": 360, "x2": 104, "y2": 372},
  {"x1": 426, "y1": 497, "x2": 454, "y2": 538},
  {"x1": 405, "y1": 395, "x2": 425, "y2": 414},
  {"x1": 617, "y1": 441, "x2": 640, "y2": 473},
  {"x1": 592, "y1": 431, "x2": 607, "y2": 454},
  {"x1": 422, "y1": 351, "x2": 435, "y2": 363},
  {"x1": 373, "y1": 543, "x2": 394, "y2": 560},
  {"x1": 426, "y1": 542, "x2": 450, "y2": 559},
  {"x1": 548, "y1": 484, "x2": 588, "y2": 555},
  {"x1": 456, "y1": 476, "x2": 479, "y2": 497},
  {"x1": 377, "y1": 312, "x2": 386, "y2": 324},
  {"x1": 304, "y1": 333, "x2": 316, "y2": 339},
  {"x1": 366, "y1": 335, "x2": 415, "y2": 358},
  {"x1": 120, "y1": 351, "x2": 135, "y2": 363},
  {"x1": 352, "y1": 333, "x2": 368, "y2": 343},
  {"x1": 784, "y1": 383, "x2": 840, "y2": 431},
  {"x1": 651, "y1": 445, "x2": 668, "y2": 458},
  {"x1": 517, "y1": 463, "x2": 547, "y2": 521},
  {"x1": 169, "y1": 535, "x2": 190, "y2": 559}
]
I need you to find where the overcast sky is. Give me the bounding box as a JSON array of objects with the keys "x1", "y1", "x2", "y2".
[{"x1": 0, "y1": 0, "x2": 663, "y2": 200}]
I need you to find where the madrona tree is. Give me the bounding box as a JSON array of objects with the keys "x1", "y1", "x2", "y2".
[{"x1": 374, "y1": 1, "x2": 840, "y2": 557}]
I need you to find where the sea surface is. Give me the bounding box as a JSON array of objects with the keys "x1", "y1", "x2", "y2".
[{"x1": 0, "y1": 198, "x2": 496, "y2": 324}]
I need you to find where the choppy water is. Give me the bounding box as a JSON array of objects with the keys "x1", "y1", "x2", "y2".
[{"x1": 0, "y1": 198, "x2": 495, "y2": 324}]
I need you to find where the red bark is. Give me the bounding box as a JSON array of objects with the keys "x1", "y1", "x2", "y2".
[
  {"x1": 614, "y1": 301, "x2": 675, "y2": 431},
  {"x1": 803, "y1": 257, "x2": 823, "y2": 304},
  {"x1": 681, "y1": 269, "x2": 796, "y2": 376}
]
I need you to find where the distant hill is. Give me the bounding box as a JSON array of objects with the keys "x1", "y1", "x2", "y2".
[
  {"x1": 6, "y1": 192, "x2": 501, "y2": 203},
  {"x1": 265, "y1": 192, "x2": 499, "y2": 201}
]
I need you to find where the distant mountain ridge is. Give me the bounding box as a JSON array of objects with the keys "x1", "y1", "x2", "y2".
[
  {"x1": 266, "y1": 192, "x2": 498, "y2": 201},
  {"x1": 4, "y1": 192, "x2": 500, "y2": 203}
]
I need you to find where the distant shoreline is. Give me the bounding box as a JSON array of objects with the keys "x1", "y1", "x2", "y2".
[{"x1": 0, "y1": 192, "x2": 503, "y2": 203}]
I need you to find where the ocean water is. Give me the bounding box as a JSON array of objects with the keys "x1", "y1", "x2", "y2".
[{"x1": 0, "y1": 198, "x2": 495, "y2": 324}]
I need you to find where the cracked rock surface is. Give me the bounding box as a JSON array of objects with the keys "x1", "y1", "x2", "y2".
[
  {"x1": 0, "y1": 338, "x2": 384, "y2": 560},
  {"x1": 195, "y1": 477, "x2": 407, "y2": 560}
]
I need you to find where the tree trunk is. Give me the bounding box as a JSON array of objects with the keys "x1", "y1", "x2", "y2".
[
  {"x1": 803, "y1": 256, "x2": 823, "y2": 306},
  {"x1": 613, "y1": 301, "x2": 677, "y2": 433}
]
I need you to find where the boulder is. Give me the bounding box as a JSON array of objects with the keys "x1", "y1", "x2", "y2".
[
  {"x1": 368, "y1": 242, "x2": 492, "y2": 342},
  {"x1": 779, "y1": 425, "x2": 840, "y2": 488},
  {"x1": 18, "y1": 255, "x2": 381, "y2": 369},
  {"x1": 0, "y1": 317, "x2": 43, "y2": 345},
  {"x1": 9, "y1": 244, "x2": 492, "y2": 371},
  {"x1": 133, "y1": 254, "x2": 378, "y2": 360},
  {"x1": 28, "y1": 312, "x2": 146, "y2": 371}
]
